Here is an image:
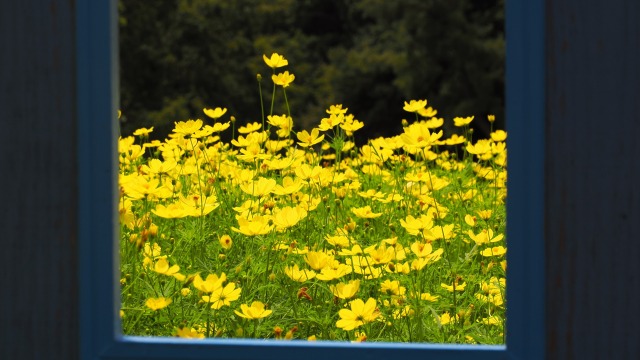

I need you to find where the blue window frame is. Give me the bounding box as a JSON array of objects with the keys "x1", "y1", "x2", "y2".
[{"x1": 78, "y1": 1, "x2": 545, "y2": 359}]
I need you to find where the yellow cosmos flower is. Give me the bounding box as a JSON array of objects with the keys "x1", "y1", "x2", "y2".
[
  {"x1": 284, "y1": 264, "x2": 316, "y2": 282},
  {"x1": 417, "y1": 106, "x2": 438, "y2": 118},
  {"x1": 267, "y1": 114, "x2": 293, "y2": 137},
  {"x1": 351, "y1": 205, "x2": 382, "y2": 219},
  {"x1": 203, "y1": 107, "x2": 227, "y2": 119},
  {"x1": 466, "y1": 139, "x2": 492, "y2": 155},
  {"x1": 239, "y1": 177, "x2": 276, "y2": 197},
  {"x1": 403, "y1": 99, "x2": 428, "y2": 113},
  {"x1": 272, "y1": 206, "x2": 308, "y2": 230},
  {"x1": 419, "y1": 292, "x2": 439, "y2": 302},
  {"x1": 437, "y1": 312, "x2": 459, "y2": 325},
  {"x1": 400, "y1": 214, "x2": 435, "y2": 236},
  {"x1": 481, "y1": 315, "x2": 502, "y2": 325},
  {"x1": 219, "y1": 235, "x2": 233, "y2": 250},
  {"x1": 202, "y1": 282, "x2": 241, "y2": 309},
  {"x1": 380, "y1": 279, "x2": 406, "y2": 296},
  {"x1": 234, "y1": 301, "x2": 273, "y2": 319},
  {"x1": 296, "y1": 128, "x2": 324, "y2": 147},
  {"x1": 365, "y1": 244, "x2": 395, "y2": 264},
  {"x1": 263, "y1": 53, "x2": 288, "y2": 69},
  {"x1": 330, "y1": 280, "x2": 361, "y2": 299},
  {"x1": 441, "y1": 281, "x2": 467, "y2": 292},
  {"x1": 491, "y1": 130, "x2": 507, "y2": 142},
  {"x1": 176, "y1": 327, "x2": 205, "y2": 339},
  {"x1": 453, "y1": 116, "x2": 474, "y2": 127},
  {"x1": 272, "y1": 176, "x2": 304, "y2": 195},
  {"x1": 146, "y1": 297, "x2": 172, "y2": 311},
  {"x1": 410, "y1": 241, "x2": 433, "y2": 258},
  {"x1": 133, "y1": 127, "x2": 154, "y2": 136},
  {"x1": 467, "y1": 229, "x2": 504, "y2": 245},
  {"x1": 481, "y1": 246, "x2": 507, "y2": 257},
  {"x1": 152, "y1": 257, "x2": 186, "y2": 281},
  {"x1": 303, "y1": 251, "x2": 333, "y2": 271},
  {"x1": 210, "y1": 121, "x2": 231, "y2": 133},
  {"x1": 464, "y1": 214, "x2": 477, "y2": 227},
  {"x1": 316, "y1": 263, "x2": 352, "y2": 281},
  {"x1": 193, "y1": 273, "x2": 227, "y2": 293},
  {"x1": 442, "y1": 134, "x2": 466, "y2": 145},
  {"x1": 173, "y1": 119, "x2": 203, "y2": 135},
  {"x1": 237, "y1": 122, "x2": 262, "y2": 134},
  {"x1": 231, "y1": 215, "x2": 274, "y2": 236},
  {"x1": 318, "y1": 113, "x2": 344, "y2": 131},
  {"x1": 400, "y1": 122, "x2": 443, "y2": 149},
  {"x1": 336, "y1": 298, "x2": 380, "y2": 331},
  {"x1": 326, "y1": 104, "x2": 348, "y2": 115},
  {"x1": 272, "y1": 71, "x2": 295, "y2": 87}
]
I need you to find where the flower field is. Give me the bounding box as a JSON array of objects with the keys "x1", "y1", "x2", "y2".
[{"x1": 118, "y1": 54, "x2": 507, "y2": 344}]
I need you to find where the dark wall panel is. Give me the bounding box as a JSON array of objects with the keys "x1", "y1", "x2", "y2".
[
  {"x1": 0, "y1": 1, "x2": 78, "y2": 359},
  {"x1": 546, "y1": 1, "x2": 640, "y2": 359}
]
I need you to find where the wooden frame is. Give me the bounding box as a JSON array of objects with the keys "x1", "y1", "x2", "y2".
[{"x1": 77, "y1": 0, "x2": 545, "y2": 359}]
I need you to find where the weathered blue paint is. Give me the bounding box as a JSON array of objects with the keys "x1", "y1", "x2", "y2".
[{"x1": 77, "y1": 0, "x2": 545, "y2": 359}]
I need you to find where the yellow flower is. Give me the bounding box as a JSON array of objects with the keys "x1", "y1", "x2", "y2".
[
  {"x1": 441, "y1": 281, "x2": 467, "y2": 292},
  {"x1": 152, "y1": 257, "x2": 186, "y2": 281},
  {"x1": 272, "y1": 206, "x2": 308, "y2": 230},
  {"x1": 203, "y1": 107, "x2": 227, "y2": 119},
  {"x1": 419, "y1": 292, "x2": 439, "y2": 302},
  {"x1": 410, "y1": 241, "x2": 433, "y2": 258},
  {"x1": 467, "y1": 229, "x2": 504, "y2": 245},
  {"x1": 193, "y1": 273, "x2": 226, "y2": 293},
  {"x1": 303, "y1": 251, "x2": 333, "y2": 271},
  {"x1": 466, "y1": 139, "x2": 492, "y2": 155},
  {"x1": 464, "y1": 214, "x2": 477, "y2": 226},
  {"x1": 481, "y1": 315, "x2": 502, "y2": 325},
  {"x1": 296, "y1": 128, "x2": 324, "y2": 147},
  {"x1": 267, "y1": 114, "x2": 293, "y2": 137},
  {"x1": 437, "y1": 312, "x2": 459, "y2": 325},
  {"x1": 318, "y1": 113, "x2": 344, "y2": 131},
  {"x1": 219, "y1": 235, "x2": 233, "y2": 250},
  {"x1": 234, "y1": 301, "x2": 273, "y2": 319},
  {"x1": 284, "y1": 264, "x2": 316, "y2": 282},
  {"x1": 491, "y1": 130, "x2": 507, "y2": 142},
  {"x1": 417, "y1": 107, "x2": 438, "y2": 118},
  {"x1": 480, "y1": 246, "x2": 507, "y2": 257},
  {"x1": 237, "y1": 122, "x2": 262, "y2": 134},
  {"x1": 133, "y1": 127, "x2": 154, "y2": 136},
  {"x1": 231, "y1": 215, "x2": 274, "y2": 236},
  {"x1": 203, "y1": 282, "x2": 242, "y2": 309},
  {"x1": 263, "y1": 53, "x2": 288, "y2": 69},
  {"x1": 453, "y1": 116, "x2": 474, "y2": 127},
  {"x1": 400, "y1": 214, "x2": 435, "y2": 236},
  {"x1": 403, "y1": 99, "x2": 428, "y2": 113},
  {"x1": 336, "y1": 298, "x2": 380, "y2": 331},
  {"x1": 380, "y1": 279, "x2": 405, "y2": 296},
  {"x1": 316, "y1": 263, "x2": 352, "y2": 281},
  {"x1": 351, "y1": 205, "x2": 382, "y2": 219},
  {"x1": 330, "y1": 280, "x2": 361, "y2": 299},
  {"x1": 151, "y1": 203, "x2": 188, "y2": 219},
  {"x1": 272, "y1": 71, "x2": 295, "y2": 87},
  {"x1": 145, "y1": 297, "x2": 172, "y2": 311},
  {"x1": 487, "y1": 114, "x2": 496, "y2": 123},
  {"x1": 173, "y1": 119, "x2": 203, "y2": 135},
  {"x1": 176, "y1": 327, "x2": 205, "y2": 339},
  {"x1": 239, "y1": 177, "x2": 276, "y2": 197}
]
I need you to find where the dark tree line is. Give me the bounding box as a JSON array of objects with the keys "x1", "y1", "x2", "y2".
[{"x1": 119, "y1": 0, "x2": 504, "y2": 143}]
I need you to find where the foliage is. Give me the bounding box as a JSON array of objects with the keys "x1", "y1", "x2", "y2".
[{"x1": 118, "y1": 0, "x2": 504, "y2": 142}]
